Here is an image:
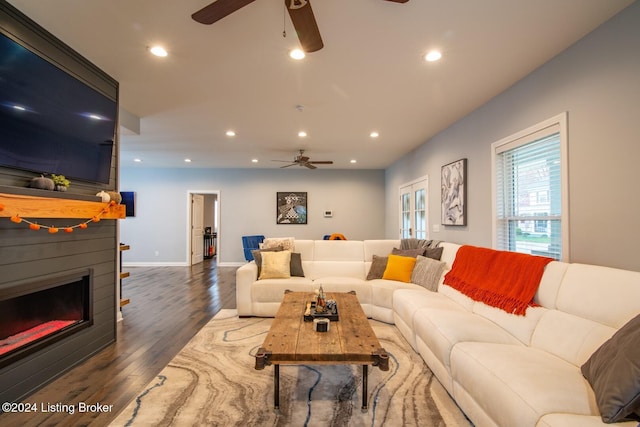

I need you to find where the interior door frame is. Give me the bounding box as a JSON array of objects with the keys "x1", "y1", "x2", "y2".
[{"x1": 187, "y1": 189, "x2": 221, "y2": 265}]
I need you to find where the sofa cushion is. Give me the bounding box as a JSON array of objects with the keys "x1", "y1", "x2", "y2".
[
  {"x1": 411, "y1": 255, "x2": 446, "y2": 291},
  {"x1": 252, "y1": 277, "x2": 314, "y2": 302},
  {"x1": 555, "y1": 264, "x2": 640, "y2": 329},
  {"x1": 366, "y1": 255, "x2": 388, "y2": 280},
  {"x1": 451, "y1": 342, "x2": 599, "y2": 427},
  {"x1": 392, "y1": 289, "x2": 467, "y2": 350},
  {"x1": 531, "y1": 310, "x2": 616, "y2": 367},
  {"x1": 472, "y1": 303, "x2": 547, "y2": 345},
  {"x1": 258, "y1": 251, "x2": 291, "y2": 279},
  {"x1": 364, "y1": 239, "x2": 400, "y2": 261},
  {"x1": 413, "y1": 308, "x2": 522, "y2": 371},
  {"x1": 581, "y1": 313, "x2": 640, "y2": 423},
  {"x1": 382, "y1": 254, "x2": 417, "y2": 283}
]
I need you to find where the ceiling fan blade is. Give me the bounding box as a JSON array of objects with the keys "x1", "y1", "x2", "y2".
[
  {"x1": 192, "y1": 0, "x2": 257, "y2": 25},
  {"x1": 309, "y1": 161, "x2": 333, "y2": 164},
  {"x1": 384, "y1": 0, "x2": 409, "y2": 3},
  {"x1": 304, "y1": 163, "x2": 318, "y2": 169},
  {"x1": 280, "y1": 163, "x2": 297, "y2": 168},
  {"x1": 285, "y1": 0, "x2": 324, "y2": 53}
]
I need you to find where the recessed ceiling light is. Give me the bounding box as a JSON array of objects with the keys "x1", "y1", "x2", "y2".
[
  {"x1": 184, "y1": 158, "x2": 192, "y2": 163},
  {"x1": 425, "y1": 50, "x2": 442, "y2": 62},
  {"x1": 226, "y1": 130, "x2": 236, "y2": 137},
  {"x1": 134, "y1": 158, "x2": 142, "y2": 163},
  {"x1": 289, "y1": 49, "x2": 305, "y2": 60},
  {"x1": 370, "y1": 131, "x2": 379, "y2": 138},
  {"x1": 298, "y1": 131, "x2": 307, "y2": 138},
  {"x1": 251, "y1": 158, "x2": 259, "y2": 163},
  {"x1": 350, "y1": 159, "x2": 357, "y2": 164},
  {"x1": 149, "y1": 46, "x2": 168, "y2": 57}
]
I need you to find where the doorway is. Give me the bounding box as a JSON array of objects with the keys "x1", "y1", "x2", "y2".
[
  {"x1": 399, "y1": 177, "x2": 428, "y2": 239},
  {"x1": 188, "y1": 190, "x2": 220, "y2": 266}
]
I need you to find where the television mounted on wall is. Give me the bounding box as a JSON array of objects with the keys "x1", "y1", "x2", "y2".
[{"x1": 0, "y1": 31, "x2": 117, "y2": 184}]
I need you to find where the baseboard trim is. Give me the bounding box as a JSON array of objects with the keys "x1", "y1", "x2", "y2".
[{"x1": 122, "y1": 262, "x2": 190, "y2": 267}]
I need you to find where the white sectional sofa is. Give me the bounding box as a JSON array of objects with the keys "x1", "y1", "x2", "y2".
[{"x1": 235, "y1": 239, "x2": 640, "y2": 427}]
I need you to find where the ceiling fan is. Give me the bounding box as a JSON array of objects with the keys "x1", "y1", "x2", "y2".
[
  {"x1": 192, "y1": 0, "x2": 409, "y2": 53},
  {"x1": 273, "y1": 149, "x2": 334, "y2": 169}
]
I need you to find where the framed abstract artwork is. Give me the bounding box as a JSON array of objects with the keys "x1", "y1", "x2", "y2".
[
  {"x1": 441, "y1": 159, "x2": 467, "y2": 226},
  {"x1": 276, "y1": 192, "x2": 307, "y2": 224}
]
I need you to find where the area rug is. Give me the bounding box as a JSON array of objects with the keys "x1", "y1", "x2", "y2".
[{"x1": 110, "y1": 309, "x2": 470, "y2": 426}]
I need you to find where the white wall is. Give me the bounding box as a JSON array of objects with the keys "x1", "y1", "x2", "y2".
[
  {"x1": 385, "y1": 2, "x2": 640, "y2": 271},
  {"x1": 120, "y1": 168, "x2": 385, "y2": 265}
]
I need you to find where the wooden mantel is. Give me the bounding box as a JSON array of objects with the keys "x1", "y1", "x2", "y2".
[{"x1": 0, "y1": 192, "x2": 125, "y2": 219}]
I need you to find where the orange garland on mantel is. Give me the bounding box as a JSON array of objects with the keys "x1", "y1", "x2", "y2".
[{"x1": 0, "y1": 192, "x2": 125, "y2": 233}]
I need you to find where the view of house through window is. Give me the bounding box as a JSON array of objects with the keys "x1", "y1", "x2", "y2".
[{"x1": 492, "y1": 113, "x2": 568, "y2": 261}]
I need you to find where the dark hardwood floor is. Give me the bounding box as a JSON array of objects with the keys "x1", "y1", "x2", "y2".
[{"x1": 1, "y1": 259, "x2": 237, "y2": 427}]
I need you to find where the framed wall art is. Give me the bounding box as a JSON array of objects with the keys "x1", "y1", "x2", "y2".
[
  {"x1": 441, "y1": 158, "x2": 467, "y2": 226},
  {"x1": 276, "y1": 192, "x2": 307, "y2": 224}
]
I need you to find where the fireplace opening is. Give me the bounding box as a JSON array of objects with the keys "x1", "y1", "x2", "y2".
[{"x1": 0, "y1": 269, "x2": 93, "y2": 369}]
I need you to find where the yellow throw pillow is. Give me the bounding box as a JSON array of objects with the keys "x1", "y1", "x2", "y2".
[
  {"x1": 382, "y1": 254, "x2": 417, "y2": 283},
  {"x1": 259, "y1": 250, "x2": 292, "y2": 280}
]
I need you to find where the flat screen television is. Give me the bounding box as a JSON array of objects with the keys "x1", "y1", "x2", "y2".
[{"x1": 0, "y1": 31, "x2": 117, "y2": 184}]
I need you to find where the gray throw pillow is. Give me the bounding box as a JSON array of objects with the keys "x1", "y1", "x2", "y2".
[
  {"x1": 391, "y1": 247, "x2": 425, "y2": 258},
  {"x1": 411, "y1": 255, "x2": 446, "y2": 291},
  {"x1": 423, "y1": 246, "x2": 444, "y2": 260},
  {"x1": 366, "y1": 255, "x2": 388, "y2": 280},
  {"x1": 581, "y1": 313, "x2": 640, "y2": 423},
  {"x1": 290, "y1": 252, "x2": 305, "y2": 277}
]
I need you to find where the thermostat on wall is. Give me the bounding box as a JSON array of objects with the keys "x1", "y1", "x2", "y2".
[{"x1": 324, "y1": 210, "x2": 333, "y2": 218}]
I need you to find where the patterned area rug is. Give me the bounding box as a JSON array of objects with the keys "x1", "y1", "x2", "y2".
[{"x1": 110, "y1": 309, "x2": 470, "y2": 426}]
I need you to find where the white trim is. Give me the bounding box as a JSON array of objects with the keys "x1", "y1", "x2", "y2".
[
  {"x1": 123, "y1": 262, "x2": 190, "y2": 267},
  {"x1": 491, "y1": 112, "x2": 569, "y2": 261}
]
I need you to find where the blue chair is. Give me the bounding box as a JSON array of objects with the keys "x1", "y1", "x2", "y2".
[{"x1": 242, "y1": 235, "x2": 265, "y2": 261}]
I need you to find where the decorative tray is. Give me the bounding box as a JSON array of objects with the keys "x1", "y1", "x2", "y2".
[{"x1": 304, "y1": 301, "x2": 339, "y2": 322}]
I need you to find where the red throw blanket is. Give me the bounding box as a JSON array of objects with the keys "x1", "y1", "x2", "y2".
[{"x1": 443, "y1": 245, "x2": 554, "y2": 315}]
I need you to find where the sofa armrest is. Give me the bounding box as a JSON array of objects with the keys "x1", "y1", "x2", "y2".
[{"x1": 236, "y1": 262, "x2": 258, "y2": 316}]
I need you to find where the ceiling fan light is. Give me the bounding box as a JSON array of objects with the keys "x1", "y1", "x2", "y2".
[{"x1": 289, "y1": 49, "x2": 305, "y2": 60}]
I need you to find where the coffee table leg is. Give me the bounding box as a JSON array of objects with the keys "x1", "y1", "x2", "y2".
[
  {"x1": 274, "y1": 364, "x2": 280, "y2": 411},
  {"x1": 361, "y1": 365, "x2": 368, "y2": 411}
]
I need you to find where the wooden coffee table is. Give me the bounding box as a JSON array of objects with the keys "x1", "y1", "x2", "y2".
[{"x1": 255, "y1": 290, "x2": 389, "y2": 411}]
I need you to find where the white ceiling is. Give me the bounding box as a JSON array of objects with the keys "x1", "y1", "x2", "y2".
[{"x1": 7, "y1": 0, "x2": 634, "y2": 169}]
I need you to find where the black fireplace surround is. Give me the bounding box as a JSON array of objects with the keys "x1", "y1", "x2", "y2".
[{"x1": 0, "y1": 269, "x2": 93, "y2": 369}]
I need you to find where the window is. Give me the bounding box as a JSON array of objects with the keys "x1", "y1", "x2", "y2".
[{"x1": 492, "y1": 113, "x2": 568, "y2": 261}]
